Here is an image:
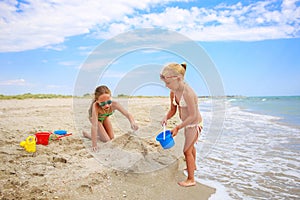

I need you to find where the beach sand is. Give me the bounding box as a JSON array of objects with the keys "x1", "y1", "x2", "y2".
[{"x1": 0, "y1": 98, "x2": 215, "y2": 199}]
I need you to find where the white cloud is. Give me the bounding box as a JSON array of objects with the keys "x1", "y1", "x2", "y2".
[
  {"x1": 58, "y1": 61, "x2": 78, "y2": 67},
  {"x1": 1, "y1": 0, "x2": 178, "y2": 52},
  {"x1": 125, "y1": 0, "x2": 300, "y2": 41},
  {"x1": 0, "y1": 0, "x2": 299, "y2": 52},
  {"x1": 102, "y1": 70, "x2": 127, "y2": 78},
  {"x1": 0, "y1": 79, "x2": 29, "y2": 86}
]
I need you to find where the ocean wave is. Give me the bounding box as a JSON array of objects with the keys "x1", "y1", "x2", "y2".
[{"x1": 195, "y1": 102, "x2": 300, "y2": 199}]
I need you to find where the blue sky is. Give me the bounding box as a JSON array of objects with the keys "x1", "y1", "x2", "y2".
[{"x1": 0, "y1": 0, "x2": 300, "y2": 96}]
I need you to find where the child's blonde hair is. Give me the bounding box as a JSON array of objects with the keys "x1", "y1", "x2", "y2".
[{"x1": 161, "y1": 62, "x2": 187, "y2": 77}]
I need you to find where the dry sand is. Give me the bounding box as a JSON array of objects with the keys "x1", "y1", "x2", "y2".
[{"x1": 0, "y1": 98, "x2": 215, "y2": 200}]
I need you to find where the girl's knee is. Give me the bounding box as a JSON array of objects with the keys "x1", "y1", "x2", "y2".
[
  {"x1": 184, "y1": 149, "x2": 193, "y2": 156},
  {"x1": 183, "y1": 145, "x2": 194, "y2": 154},
  {"x1": 100, "y1": 137, "x2": 111, "y2": 143}
]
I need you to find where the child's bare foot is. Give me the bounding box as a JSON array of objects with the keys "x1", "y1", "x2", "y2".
[
  {"x1": 82, "y1": 131, "x2": 89, "y2": 138},
  {"x1": 178, "y1": 180, "x2": 196, "y2": 187}
]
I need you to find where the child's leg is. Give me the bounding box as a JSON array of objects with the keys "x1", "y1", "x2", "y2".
[
  {"x1": 185, "y1": 145, "x2": 196, "y2": 180},
  {"x1": 97, "y1": 121, "x2": 111, "y2": 142},
  {"x1": 184, "y1": 146, "x2": 197, "y2": 171},
  {"x1": 193, "y1": 125, "x2": 201, "y2": 169},
  {"x1": 192, "y1": 145, "x2": 197, "y2": 169},
  {"x1": 82, "y1": 130, "x2": 92, "y2": 139},
  {"x1": 82, "y1": 121, "x2": 111, "y2": 142},
  {"x1": 82, "y1": 117, "x2": 93, "y2": 138},
  {"x1": 178, "y1": 145, "x2": 196, "y2": 187},
  {"x1": 179, "y1": 126, "x2": 199, "y2": 187},
  {"x1": 191, "y1": 125, "x2": 201, "y2": 170},
  {"x1": 103, "y1": 117, "x2": 114, "y2": 140}
]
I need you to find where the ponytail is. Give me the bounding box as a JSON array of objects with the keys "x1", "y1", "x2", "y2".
[
  {"x1": 161, "y1": 62, "x2": 187, "y2": 78},
  {"x1": 181, "y1": 62, "x2": 187, "y2": 71}
]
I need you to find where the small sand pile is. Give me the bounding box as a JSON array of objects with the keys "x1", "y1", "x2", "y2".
[{"x1": 84, "y1": 132, "x2": 180, "y2": 173}]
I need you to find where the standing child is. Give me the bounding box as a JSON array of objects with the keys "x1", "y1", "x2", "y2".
[
  {"x1": 160, "y1": 63, "x2": 203, "y2": 187},
  {"x1": 83, "y1": 85, "x2": 139, "y2": 151}
]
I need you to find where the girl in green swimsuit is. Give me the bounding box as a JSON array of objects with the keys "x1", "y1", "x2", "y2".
[{"x1": 83, "y1": 85, "x2": 139, "y2": 151}]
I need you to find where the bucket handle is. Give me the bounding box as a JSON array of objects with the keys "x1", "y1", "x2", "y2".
[{"x1": 163, "y1": 123, "x2": 166, "y2": 140}]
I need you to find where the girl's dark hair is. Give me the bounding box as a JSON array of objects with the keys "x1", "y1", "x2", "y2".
[
  {"x1": 88, "y1": 85, "x2": 111, "y2": 118},
  {"x1": 94, "y1": 85, "x2": 111, "y2": 101}
]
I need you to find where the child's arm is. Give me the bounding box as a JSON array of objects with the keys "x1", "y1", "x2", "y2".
[
  {"x1": 113, "y1": 101, "x2": 138, "y2": 130},
  {"x1": 161, "y1": 92, "x2": 177, "y2": 125},
  {"x1": 90, "y1": 102, "x2": 99, "y2": 150}
]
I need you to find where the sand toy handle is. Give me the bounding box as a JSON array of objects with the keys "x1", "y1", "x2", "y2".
[{"x1": 163, "y1": 123, "x2": 166, "y2": 140}]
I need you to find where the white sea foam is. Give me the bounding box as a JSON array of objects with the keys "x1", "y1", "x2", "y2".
[
  {"x1": 194, "y1": 101, "x2": 300, "y2": 199},
  {"x1": 200, "y1": 178, "x2": 232, "y2": 200}
]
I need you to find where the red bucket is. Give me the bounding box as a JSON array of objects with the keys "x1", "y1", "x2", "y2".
[{"x1": 35, "y1": 132, "x2": 51, "y2": 145}]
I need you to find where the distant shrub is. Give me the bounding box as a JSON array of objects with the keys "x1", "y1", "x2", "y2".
[{"x1": 0, "y1": 93, "x2": 73, "y2": 100}]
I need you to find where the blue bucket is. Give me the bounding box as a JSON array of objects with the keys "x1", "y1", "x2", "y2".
[
  {"x1": 54, "y1": 130, "x2": 67, "y2": 135},
  {"x1": 156, "y1": 130, "x2": 175, "y2": 149}
]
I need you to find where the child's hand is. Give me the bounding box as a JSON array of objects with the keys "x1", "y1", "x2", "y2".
[
  {"x1": 171, "y1": 126, "x2": 179, "y2": 137},
  {"x1": 131, "y1": 122, "x2": 139, "y2": 131},
  {"x1": 92, "y1": 145, "x2": 98, "y2": 152},
  {"x1": 161, "y1": 117, "x2": 167, "y2": 126}
]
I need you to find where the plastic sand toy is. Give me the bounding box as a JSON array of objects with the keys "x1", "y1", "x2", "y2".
[{"x1": 20, "y1": 135, "x2": 36, "y2": 153}]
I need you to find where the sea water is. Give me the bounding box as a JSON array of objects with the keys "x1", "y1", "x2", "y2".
[
  {"x1": 229, "y1": 96, "x2": 300, "y2": 127},
  {"x1": 194, "y1": 96, "x2": 300, "y2": 200}
]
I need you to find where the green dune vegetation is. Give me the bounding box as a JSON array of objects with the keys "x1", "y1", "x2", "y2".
[
  {"x1": 0, "y1": 93, "x2": 73, "y2": 100},
  {"x1": 0, "y1": 93, "x2": 236, "y2": 100}
]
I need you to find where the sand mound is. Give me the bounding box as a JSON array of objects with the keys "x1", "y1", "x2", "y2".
[{"x1": 84, "y1": 133, "x2": 179, "y2": 173}]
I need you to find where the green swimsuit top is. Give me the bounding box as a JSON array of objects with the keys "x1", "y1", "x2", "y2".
[
  {"x1": 98, "y1": 111, "x2": 114, "y2": 123},
  {"x1": 88, "y1": 101, "x2": 114, "y2": 123}
]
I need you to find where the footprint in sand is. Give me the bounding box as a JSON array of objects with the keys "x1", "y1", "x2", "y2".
[{"x1": 78, "y1": 184, "x2": 93, "y2": 194}]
